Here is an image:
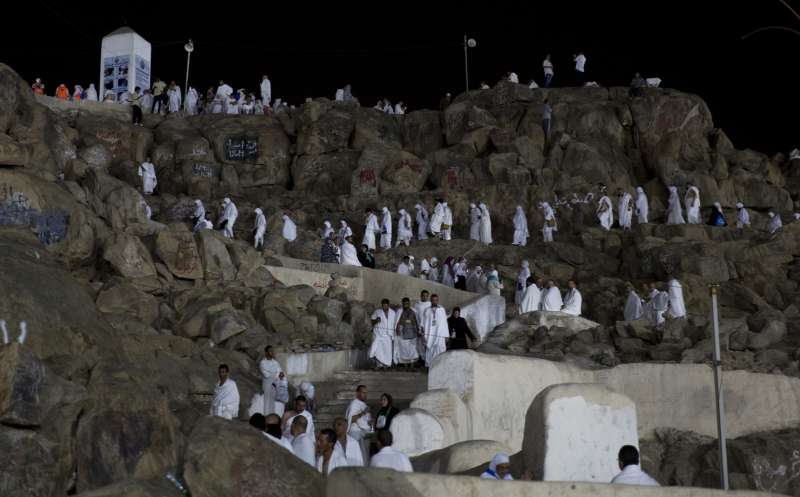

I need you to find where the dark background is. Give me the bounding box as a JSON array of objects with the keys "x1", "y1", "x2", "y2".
[{"x1": 2, "y1": 1, "x2": 797, "y2": 154}]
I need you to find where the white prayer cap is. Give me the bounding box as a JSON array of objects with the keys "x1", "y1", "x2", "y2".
[{"x1": 736, "y1": 202, "x2": 744, "y2": 209}]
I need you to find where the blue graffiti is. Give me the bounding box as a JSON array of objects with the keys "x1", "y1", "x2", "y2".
[{"x1": 0, "y1": 196, "x2": 69, "y2": 246}]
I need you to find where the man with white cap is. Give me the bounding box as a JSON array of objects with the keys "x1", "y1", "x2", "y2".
[
  {"x1": 219, "y1": 197, "x2": 238, "y2": 238},
  {"x1": 481, "y1": 453, "x2": 513, "y2": 480},
  {"x1": 253, "y1": 208, "x2": 267, "y2": 249}
]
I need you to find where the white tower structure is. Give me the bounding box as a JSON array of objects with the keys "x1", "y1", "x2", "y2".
[{"x1": 99, "y1": 27, "x2": 151, "y2": 101}]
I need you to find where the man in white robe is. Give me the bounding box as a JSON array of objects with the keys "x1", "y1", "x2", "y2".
[
  {"x1": 413, "y1": 290, "x2": 431, "y2": 323},
  {"x1": 667, "y1": 278, "x2": 687, "y2": 318},
  {"x1": 666, "y1": 186, "x2": 685, "y2": 225},
  {"x1": 635, "y1": 187, "x2": 649, "y2": 224},
  {"x1": 618, "y1": 192, "x2": 633, "y2": 230},
  {"x1": 597, "y1": 194, "x2": 614, "y2": 230},
  {"x1": 167, "y1": 82, "x2": 182, "y2": 113},
  {"x1": 650, "y1": 288, "x2": 670, "y2": 326},
  {"x1": 415, "y1": 204, "x2": 428, "y2": 240},
  {"x1": 422, "y1": 295, "x2": 449, "y2": 367},
  {"x1": 397, "y1": 256, "x2": 414, "y2": 276},
  {"x1": 520, "y1": 277, "x2": 542, "y2": 314},
  {"x1": 282, "y1": 214, "x2": 297, "y2": 242},
  {"x1": 138, "y1": 158, "x2": 157, "y2": 195},
  {"x1": 541, "y1": 281, "x2": 564, "y2": 311},
  {"x1": 512, "y1": 205, "x2": 529, "y2": 246},
  {"x1": 442, "y1": 202, "x2": 454, "y2": 241},
  {"x1": 684, "y1": 185, "x2": 701, "y2": 224},
  {"x1": 363, "y1": 209, "x2": 380, "y2": 250},
  {"x1": 340, "y1": 237, "x2": 362, "y2": 266},
  {"x1": 379, "y1": 207, "x2": 392, "y2": 250},
  {"x1": 515, "y1": 261, "x2": 531, "y2": 311},
  {"x1": 284, "y1": 396, "x2": 314, "y2": 437},
  {"x1": 479, "y1": 203, "x2": 492, "y2": 244},
  {"x1": 396, "y1": 209, "x2": 413, "y2": 247},
  {"x1": 623, "y1": 285, "x2": 644, "y2": 321},
  {"x1": 210, "y1": 364, "x2": 240, "y2": 420},
  {"x1": 561, "y1": 280, "x2": 582, "y2": 316},
  {"x1": 259, "y1": 346, "x2": 284, "y2": 416},
  {"x1": 253, "y1": 208, "x2": 267, "y2": 249},
  {"x1": 542, "y1": 202, "x2": 557, "y2": 242},
  {"x1": 264, "y1": 413, "x2": 295, "y2": 453},
  {"x1": 219, "y1": 197, "x2": 238, "y2": 238},
  {"x1": 768, "y1": 212, "x2": 783, "y2": 234},
  {"x1": 370, "y1": 429, "x2": 413, "y2": 472},
  {"x1": 346, "y1": 385, "x2": 373, "y2": 462},
  {"x1": 185, "y1": 87, "x2": 198, "y2": 114},
  {"x1": 290, "y1": 416, "x2": 316, "y2": 467},
  {"x1": 429, "y1": 200, "x2": 445, "y2": 237},
  {"x1": 317, "y1": 429, "x2": 349, "y2": 475},
  {"x1": 428, "y1": 258, "x2": 440, "y2": 283},
  {"x1": 322, "y1": 220, "x2": 335, "y2": 239},
  {"x1": 333, "y1": 417, "x2": 364, "y2": 467},
  {"x1": 736, "y1": 202, "x2": 750, "y2": 229},
  {"x1": 469, "y1": 203, "x2": 481, "y2": 241},
  {"x1": 192, "y1": 199, "x2": 205, "y2": 225},
  {"x1": 85, "y1": 83, "x2": 98, "y2": 101},
  {"x1": 369, "y1": 300, "x2": 396, "y2": 368},
  {"x1": 339, "y1": 220, "x2": 353, "y2": 241},
  {"x1": 260, "y1": 75, "x2": 272, "y2": 107},
  {"x1": 611, "y1": 445, "x2": 660, "y2": 486},
  {"x1": 481, "y1": 453, "x2": 513, "y2": 480}
]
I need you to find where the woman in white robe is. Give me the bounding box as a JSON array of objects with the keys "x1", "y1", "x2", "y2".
[
  {"x1": 736, "y1": 202, "x2": 750, "y2": 229},
  {"x1": 340, "y1": 239, "x2": 362, "y2": 266},
  {"x1": 363, "y1": 211, "x2": 380, "y2": 250},
  {"x1": 339, "y1": 220, "x2": 353, "y2": 241},
  {"x1": 322, "y1": 220, "x2": 335, "y2": 239},
  {"x1": 469, "y1": 203, "x2": 481, "y2": 241},
  {"x1": 369, "y1": 302, "x2": 396, "y2": 368},
  {"x1": 623, "y1": 286, "x2": 644, "y2": 321},
  {"x1": 519, "y1": 280, "x2": 542, "y2": 314},
  {"x1": 480, "y1": 453, "x2": 514, "y2": 480},
  {"x1": 542, "y1": 202, "x2": 557, "y2": 242},
  {"x1": 138, "y1": 159, "x2": 157, "y2": 195},
  {"x1": 379, "y1": 207, "x2": 392, "y2": 250},
  {"x1": 429, "y1": 202, "x2": 445, "y2": 237},
  {"x1": 167, "y1": 84, "x2": 182, "y2": 113},
  {"x1": 666, "y1": 186, "x2": 685, "y2": 225},
  {"x1": 597, "y1": 195, "x2": 614, "y2": 230},
  {"x1": 282, "y1": 215, "x2": 297, "y2": 242},
  {"x1": 185, "y1": 87, "x2": 198, "y2": 115},
  {"x1": 768, "y1": 212, "x2": 783, "y2": 234},
  {"x1": 618, "y1": 192, "x2": 633, "y2": 230},
  {"x1": 512, "y1": 205, "x2": 529, "y2": 246},
  {"x1": 396, "y1": 209, "x2": 413, "y2": 247},
  {"x1": 441, "y1": 257, "x2": 455, "y2": 287},
  {"x1": 667, "y1": 278, "x2": 686, "y2": 318},
  {"x1": 635, "y1": 187, "x2": 649, "y2": 224},
  {"x1": 254, "y1": 208, "x2": 267, "y2": 249},
  {"x1": 684, "y1": 185, "x2": 701, "y2": 224},
  {"x1": 415, "y1": 204, "x2": 428, "y2": 240},
  {"x1": 479, "y1": 203, "x2": 493, "y2": 245},
  {"x1": 515, "y1": 261, "x2": 531, "y2": 310}
]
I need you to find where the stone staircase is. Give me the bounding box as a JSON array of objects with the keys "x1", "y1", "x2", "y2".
[{"x1": 311, "y1": 369, "x2": 428, "y2": 433}]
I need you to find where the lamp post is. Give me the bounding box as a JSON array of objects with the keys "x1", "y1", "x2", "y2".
[
  {"x1": 709, "y1": 284, "x2": 729, "y2": 490},
  {"x1": 184, "y1": 39, "x2": 194, "y2": 102},
  {"x1": 463, "y1": 35, "x2": 476, "y2": 94}
]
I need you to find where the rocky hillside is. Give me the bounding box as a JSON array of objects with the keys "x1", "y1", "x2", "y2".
[{"x1": 1, "y1": 60, "x2": 800, "y2": 496}]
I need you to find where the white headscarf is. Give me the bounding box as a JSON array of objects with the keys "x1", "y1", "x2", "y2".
[
  {"x1": 483, "y1": 453, "x2": 513, "y2": 480},
  {"x1": 513, "y1": 205, "x2": 527, "y2": 228},
  {"x1": 282, "y1": 215, "x2": 297, "y2": 241}
]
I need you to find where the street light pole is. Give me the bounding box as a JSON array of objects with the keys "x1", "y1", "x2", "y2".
[
  {"x1": 463, "y1": 35, "x2": 477, "y2": 94},
  {"x1": 709, "y1": 284, "x2": 730, "y2": 490},
  {"x1": 184, "y1": 39, "x2": 194, "y2": 104}
]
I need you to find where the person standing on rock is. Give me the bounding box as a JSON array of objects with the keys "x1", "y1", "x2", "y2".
[
  {"x1": 167, "y1": 81, "x2": 182, "y2": 113},
  {"x1": 441, "y1": 257, "x2": 456, "y2": 287},
  {"x1": 363, "y1": 208, "x2": 380, "y2": 250},
  {"x1": 515, "y1": 261, "x2": 531, "y2": 311},
  {"x1": 86, "y1": 83, "x2": 98, "y2": 101},
  {"x1": 466, "y1": 266, "x2": 484, "y2": 293},
  {"x1": 394, "y1": 101, "x2": 406, "y2": 114},
  {"x1": 443, "y1": 201, "x2": 454, "y2": 241},
  {"x1": 507, "y1": 71, "x2": 519, "y2": 83},
  {"x1": 210, "y1": 364, "x2": 240, "y2": 420},
  {"x1": 479, "y1": 203, "x2": 493, "y2": 245},
  {"x1": 218, "y1": 198, "x2": 238, "y2": 238},
  {"x1": 541, "y1": 281, "x2": 564, "y2": 311},
  {"x1": 333, "y1": 417, "x2": 365, "y2": 467},
  {"x1": 370, "y1": 299, "x2": 396, "y2": 369},
  {"x1": 520, "y1": 277, "x2": 542, "y2": 314},
  {"x1": 707, "y1": 202, "x2": 727, "y2": 227},
  {"x1": 618, "y1": 191, "x2": 633, "y2": 230},
  {"x1": 422, "y1": 294, "x2": 449, "y2": 367},
  {"x1": 379, "y1": 207, "x2": 393, "y2": 250},
  {"x1": 151, "y1": 77, "x2": 167, "y2": 113},
  {"x1": 512, "y1": 205, "x2": 529, "y2": 246},
  {"x1": 736, "y1": 202, "x2": 750, "y2": 229},
  {"x1": 340, "y1": 237, "x2": 362, "y2": 266},
  {"x1": 138, "y1": 157, "x2": 157, "y2": 195},
  {"x1": 259, "y1": 346, "x2": 284, "y2": 416},
  {"x1": 667, "y1": 277, "x2": 686, "y2": 319},
  {"x1": 346, "y1": 385, "x2": 373, "y2": 461},
  {"x1": 562, "y1": 280, "x2": 583, "y2": 316},
  {"x1": 397, "y1": 256, "x2": 414, "y2": 276},
  {"x1": 635, "y1": 187, "x2": 649, "y2": 224},
  {"x1": 454, "y1": 257, "x2": 469, "y2": 290},
  {"x1": 191, "y1": 199, "x2": 205, "y2": 227},
  {"x1": 32, "y1": 78, "x2": 45, "y2": 95},
  {"x1": 481, "y1": 453, "x2": 513, "y2": 480},
  {"x1": 396, "y1": 209, "x2": 413, "y2": 247},
  {"x1": 283, "y1": 395, "x2": 314, "y2": 438},
  {"x1": 130, "y1": 87, "x2": 143, "y2": 126},
  {"x1": 611, "y1": 445, "x2": 660, "y2": 486},
  {"x1": 648, "y1": 284, "x2": 670, "y2": 326},
  {"x1": 260, "y1": 75, "x2": 272, "y2": 108},
  {"x1": 395, "y1": 298, "x2": 421, "y2": 366},
  {"x1": 541, "y1": 202, "x2": 557, "y2": 242},
  {"x1": 415, "y1": 204, "x2": 429, "y2": 240},
  {"x1": 253, "y1": 208, "x2": 267, "y2": 249},
  {"x1": 542, "y1": 99, "x2": 553, "y2": 140},
  {"x1": 428, "y1": 257, "x2": 440, "y2": 282},
  {"x1": 543, "y1": 54, "x2": 555, "y2": 87},
  {"x1": 282, "y1": 214, "x2": 297, "y2": 242},
  {"x1": 185, "y1": 87, "x2": 198, "y2": 115},
  {"x1": 338, "y1": 220, "x2": 353, "y2": 241},
  {"x1": 666, "y1": 186, "x2": 685, "y2": 225},
  {"x1": 290, "y1": 416, "x2": 316, "y2": 467},
  {"x1": 597, "y1": 193, "x2": 614, "y2": 231},
  {"x1": 321, "y1": 220, "x2": 335, "y2": 240},
  {"x1": 370, "y1": 430, "x2": 413, "y2": 472},
  {"x1": 486, "y1": 269, "x2": 503, "y2": 296},
  {"x1": 684, "y1": 184, "x2": 701, "y2": 224},
  {"x1": 469, "y1": 203, "x2": 481, "y2": 241},
  {"x1": 574, "y1": 52, "x2": 587, "y2": 85},
  {"x1": 768, "y1": 212, "x2": 783, "y2": 234},
  {"x1": 623, "y1": 283, "x2": 644, "y2": 321},
  {"x1": 317, "y1": 429, "x2": 348, "y2": 475},
  {"x1": 447, "y1": 306, "x2": 477, "y2": 350},
  {"x1": 429, "y1": 200, "x2": 445, "y2": 238}
]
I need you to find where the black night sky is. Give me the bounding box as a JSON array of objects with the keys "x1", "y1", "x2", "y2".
[{"x1": 2, "y1": 1, "x2": 798, "y2": 154}]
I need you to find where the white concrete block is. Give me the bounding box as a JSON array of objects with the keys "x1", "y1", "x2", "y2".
[{"x1": 390, "y1": 408, "x2": 444, "y2": 457}]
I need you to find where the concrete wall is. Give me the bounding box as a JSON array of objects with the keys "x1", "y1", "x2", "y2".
[
  {"x1": 274, "y1": 349, "x2": 368, "y2": 386},
  {"x1": 426, "y1": 351, "x2": 800, "y2": 451},
  {"x1": 327, "y1": 468, "x2": 771, "y2": 497}
]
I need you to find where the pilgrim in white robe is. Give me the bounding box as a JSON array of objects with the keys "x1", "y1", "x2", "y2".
[
  {"x1": 442, "y1": 203, "x2": 454, "y2": 240},
  {"x1": 317, "y1": 451, "x2": 350, "y2": 475},
  {"x1": 542, "y1": 202, "x2": 557, "y2": 242},
  {"x1": 479, "y1": 203, "x2": 493, "y2": 244},
  {"x1": 346, "y1": 397, "x2": 373, "y2": 457},
  {"x1": 768, "y1": 212, "x2": 783, "y2": 234},
  {"x1": 340, "y1": 241, "x2": 362, "y2": 266},
  {"x1": 334, "y1": 435, "x2": 365, "y2": 467},
  {"x1": 259, "y1": 358, "x2": 283, "y2": 416},
  {"x1": 541, "y1": 286, "x2": 564, "y2": 311},
  {"x1": 396, "y1": 210, "x2": 413, "y2": 246},
  {"x1": 666, "y1": 187, "x2": 685, "y2": 225},
  {"x1": 185, "y1": 87, "x2": 198, "y2": 114},
  {"x1": 469, "y1": 204, "x2": 481, "y2": 241},
  {"x1": 292, "y1": 433, "x2": 317, "y2": 467},
  {"x1": 685, "y1": 186, "x2": 701, "y2": 225},
  {"x1": 260, "y1": 78, "x2": 272, "y2": 107},
  {"x1": 667, "y1": 279, "x2": 687, "y2": 318},
  {"x1": 515, "y1": 262, "x2": 531, "y2": 308},
  {"x1": 379, "y1": 208, "x2": 393, "y2": 249},
  {"x1": 219, "y1": 198, "x2": 238, "y2": 238},
  {"x1": 364, "y1": 213, "x2": 380, "y2": 250},
  {"x1": 635, "y1": 187, "x2": 649, "y2": 224},
  {"x1": 369, "y1": 308, "x2": 396, "y2": 367},
  {"x1": 415, "y1": 204, "x2": 428, "y2": 240},
  {"x1": 85, "y1": 84, "x2": 98, "y2": 101},
  {"x1": 282, "y1": 215, "x2": 297, "y2": 242},
  {"x1": 618, "y1": 192, "x2": 633, "y2": 230},
  {"x1": 167, "y1": 86, "x2": 182, "y2": 113},
  {"x1": 397, "y1": 262, "x2": 413, "y2": 276},
  {"x1": 512, "y1": 206, "x2": 529, "y2": 246},
  {"x1": 429, "y1": 202, "x2": 445, "y2": 236},
  {"x1": 597, "y1": 195, "x2": 614, "y2": 230},
  {"x1": 520, "y1": 283, "x2": 542, "y2": 314},
  {"x1": 649, "y1": 291, "x2": 669, "y2": 326},
  {"x1": 370, "y1": 446, "x2": 414, "y2": 472},
  {"x1": 441, "y1": 263, "x2": 455, "y2": 288},
  {"x1": 322, "y1": 221, "x2": 335, "y2": 240},
  {"x1": 624, "y1": 290, "x2": 644, "y2": 321},
  {"x1": 562, "y1": 288, "x2": 582, "y2": 316},
  {"x1": 339, "y1": 221, "x2": 353, "y2": 241},
  {"x1": 284, "y1": 410, "x2": 314, "y2": 438},
  {"x1": 254, "y1": 208, "x2": 267, "y2": 249},
  {"x1": 422, "y1": 305, "x2": 449, "y2": 367},
  {"x1": 138, "y1": 161, "x2": 157, "y2": 195},
  {"x1": 480, "y1": 453, "x2": 513, "y2": 480},
  {"x1": 736, "y1": 203, "x2": 750, "y2": 229},
  {"x1": 210, "y1": 379, "x2": 240, "y2": 420}
]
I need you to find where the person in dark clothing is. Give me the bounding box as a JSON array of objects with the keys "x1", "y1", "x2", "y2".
[
  {"x1": 707, "y1": 202, "x2": 727, "y2": 227},
  {"x1": 357, "y1": 244, "x2": 375, "y2": 268},
  {"x1": 373, "y1": 393, "x2": 400, "y2": 431},
  {"x1": 130, "y1": 87, "x2": 143, "y2": 126},
  {"x1": 447, "y1": 306, "x2": 477, "y2": 350},
  {"x1": 320, "y1": 236, "x2": 339, "y2": 263},
  {"x1": 630, "y1": 72, "x2": 646, "y2": 97}
]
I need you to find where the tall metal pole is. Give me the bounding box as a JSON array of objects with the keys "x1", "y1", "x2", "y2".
[
  {"x1": 463, "y1": 34, "x2": 469, "y2": 94},
  {"x1": 184, "y1": 51, "x2": 191, "y2": 99},
  {"x1": 710, "y1": 284, "x2": 729, "y2": 490}
]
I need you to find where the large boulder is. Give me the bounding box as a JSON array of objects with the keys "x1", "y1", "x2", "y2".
[
  {"x1": 183, "y1": 415, "x2": 324, "y2": 497},
  {"x1": 291, "y1": 150, "x2": 360, "y2": 195},
  {"x1": 297, "y1": 103, "x2": 355, "y2": 155},
  {"x1": 352, "y1": 107, "x2": 403, "y2": 150},
  {"x1": 102, "y1": 234, "x2": 158, "y2": 279},
  {"x1": 412, "y1": 439, "x2": 513, "y2": 475},
  {"x1": 96, "y1": 281, "x2": 160, "y2": 325},
  {"x1": 196, "y1": 230, "x2": 236, "y2": 281},
  {"x1": 403, "y1": 110, "x2": 443, "y2": 157},
  {"x1": 155, "y1": 224, "x2": 204, "y2": 280}
]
